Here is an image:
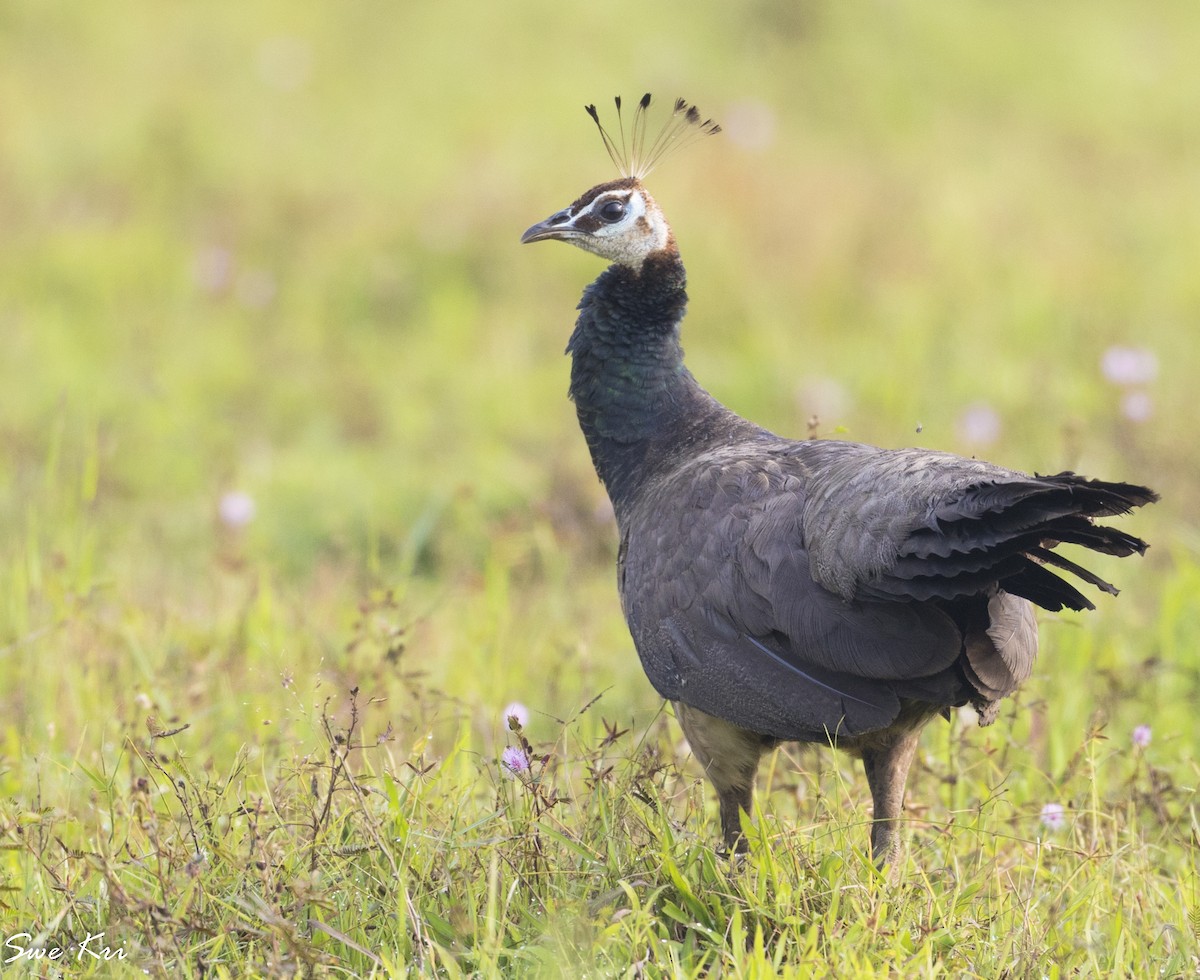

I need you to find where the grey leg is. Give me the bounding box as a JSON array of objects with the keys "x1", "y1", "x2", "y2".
[
  {"x1": 674, "y1": 702, "x2": 768, "y2": 853},
  {"x1": 859, "y1": 729, "x2": 921, "y2": 865}
]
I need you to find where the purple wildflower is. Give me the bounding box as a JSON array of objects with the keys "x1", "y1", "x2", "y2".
[
  {"x1": 1132, "y1": 724, "x2": 1152, "y2": 749},
  {"x1": 1039, "y1": 802, "x2": 1066, "y2": 831},
  {"x1": 1101, "y1": 346, "x2": 1158, "y2": 387},
  {"x1": 956, "y1": 402, "x2": 1002, "y2": 448},
  {"x1": 1120, "y1": 390, "x2": 1153, "y2": 423},
  {"x1": 219, "y1": 490, "x2": 256, "y2": 529},
  {"x1": 501, "y1": 746, "x2": 530, "y2": 777}
]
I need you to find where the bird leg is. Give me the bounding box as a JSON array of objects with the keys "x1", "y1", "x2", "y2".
[
  {"x1": 859, "y1": 728, "x2": 921, "y2": 865},
  {"x1": 674, "y1": 702, "x2": 769, "y2": 853}
]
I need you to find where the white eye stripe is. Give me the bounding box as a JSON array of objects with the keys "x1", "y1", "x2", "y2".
[
  {"x1": 591, "y1": 191, "x2": 633, "y2": 211},
  {"x1": 589, "y1": 192, "x2": 643, "y2": 229}
]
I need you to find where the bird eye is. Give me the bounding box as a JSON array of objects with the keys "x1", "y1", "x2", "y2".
[{"x1": 598, "y1": 199, "x2": 626, "y2": 223}]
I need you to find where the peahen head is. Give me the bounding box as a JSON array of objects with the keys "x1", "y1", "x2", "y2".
[
  {"x1": 521, "y1": 95, "x2": 720, "y2": 269},
  {"x1": 520, "y1": 177, "x2": 671, "y2": 267}
]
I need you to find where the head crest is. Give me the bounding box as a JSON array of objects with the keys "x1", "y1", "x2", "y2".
[{"x1": 583, "y1": 94, "x2": 721, "y2": 180}]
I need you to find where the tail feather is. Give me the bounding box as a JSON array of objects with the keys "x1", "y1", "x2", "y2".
[
  {"x1": 1036, "y1": 473, "x2": 1159, "y2": 516},
  {"x1": 1035, "y1": 516, "x2": 1149, "y2": 557},
  {"x1": 916, "y1": 476, "x2": 1156, "y2": 559},
  {"x1": 872, "y1": 474, "x2": 1155, "y2": 611},
  {"x1": 1027, "y1": 546, "x2": 1119, "y2": 597},
  {"x1": 1003, "y1": 562, "x2": 1095, "y2": 612}
]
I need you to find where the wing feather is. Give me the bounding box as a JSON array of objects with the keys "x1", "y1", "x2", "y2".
[{"x1": 618, "y1": 440, "x2": 1152, "y2": 741}]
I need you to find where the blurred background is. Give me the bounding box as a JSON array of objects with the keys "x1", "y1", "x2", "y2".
[{"x1": 0, "y1": 0, "x2": 1195, "y2": 776}]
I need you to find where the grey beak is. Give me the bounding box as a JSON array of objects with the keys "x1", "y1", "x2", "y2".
[{"x1": 520, "y1": 208, "x2": 574, "y2": 244}]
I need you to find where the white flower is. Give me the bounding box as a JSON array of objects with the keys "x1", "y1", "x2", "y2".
[
  {"x1": 219, "y1": 490, "x2": 256, "y2": 529},
  {"x1": 957, "y1": 402, "x2": 1002, "y2": 448},
  {"x1": 193, "y1": 246, "x2": 233, "y2": 295},
  {"x1": 503, "y1": 701, "x2": 530, "y2": 729},
  {"x1": 1120, "y1": 390, "x2": 1153, "y2": 423},
  {"x1": 1039, "y1": 802, "x2": 1066, "y2": 831},
  {"x1": 1101, "y1": 346, "x2": 1158, "y2": 387},
  {"x1": 721, "y1": 100, "x2": 777, "y2": 152},
  {"x1": 796, "y1": 377, "x2": 851, "y2": 425}
]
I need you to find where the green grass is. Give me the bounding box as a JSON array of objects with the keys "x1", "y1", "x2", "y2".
[{"x1": 2, "y1": 0, "x2": 1198, "y2": 975}]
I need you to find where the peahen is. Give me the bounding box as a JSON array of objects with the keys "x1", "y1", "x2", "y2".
[{"x1": 521, "y1": 95, "x2": 1157, "y2": 861}]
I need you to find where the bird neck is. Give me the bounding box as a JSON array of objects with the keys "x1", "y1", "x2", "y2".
[{"x1": 566, "y1": 248, "x2": 730, "y2": 517}]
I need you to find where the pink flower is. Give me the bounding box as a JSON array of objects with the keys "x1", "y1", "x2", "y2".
[
  {"x1": 721, "y1": 99, "x2": 777, "y2": 152},
  {"x1": 1120, "y1": 390, "x2": 1153, "y2": 423},
  {"x1": 956, "y1": 402, "x2": 1002, "y2": 448},
  {"x1": 1132, "y1": 724, "x2": 1152, "y2": 748},
  {"x1": 1039, "y1": 802, "x2": 1065, "y2": 831},
  {"x1": 1101, "y1": 346, "x2": 1158, "y2": 387},
  {"x1": 219, "y1": 490, "x2": 256, "y2": 529},
  {"x1": 501, "y1": 746, "x2": 530, "y2": 776},
  {"x1": 193, "y1": 246, "x2": 233, "y2": 295}
]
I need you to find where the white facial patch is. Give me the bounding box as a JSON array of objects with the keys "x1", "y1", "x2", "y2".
[{"x1": 574, "y1": 190, "x2": 671, "y2": 268}]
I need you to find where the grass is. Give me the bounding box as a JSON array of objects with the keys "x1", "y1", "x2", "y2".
[{"x1": 1, "y1": 0, "x2": 1198, "y2": 975}]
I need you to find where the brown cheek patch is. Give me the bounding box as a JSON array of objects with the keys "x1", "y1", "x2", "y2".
[{"x1": 574, "y1": 214, "x2": 602, "y2": 234}]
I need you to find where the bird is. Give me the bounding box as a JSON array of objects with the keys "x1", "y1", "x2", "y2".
[{"x1": 520, "y1": 94, "x2": 1157, "y2": 862}]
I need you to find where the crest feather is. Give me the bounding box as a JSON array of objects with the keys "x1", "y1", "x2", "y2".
[{"x1": 584, "y1": 94, "x2": 721, "y2": 179}]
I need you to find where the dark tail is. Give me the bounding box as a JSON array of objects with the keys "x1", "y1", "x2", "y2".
[{"x1": 863, "y1": 474, "x2": 1158, "y2": 611}]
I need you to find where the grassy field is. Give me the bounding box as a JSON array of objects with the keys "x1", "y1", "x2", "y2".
[{"x1": 1, "y1": 1, "x2": 1198, "y2": 976}]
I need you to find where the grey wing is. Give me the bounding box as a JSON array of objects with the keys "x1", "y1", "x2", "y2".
[
  {"x1": 796, "y1": 440, "x2": 1154, "y2": 610},
  {"x1": 620, "y1": 452, "x2": 972, "y2": 742}
]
